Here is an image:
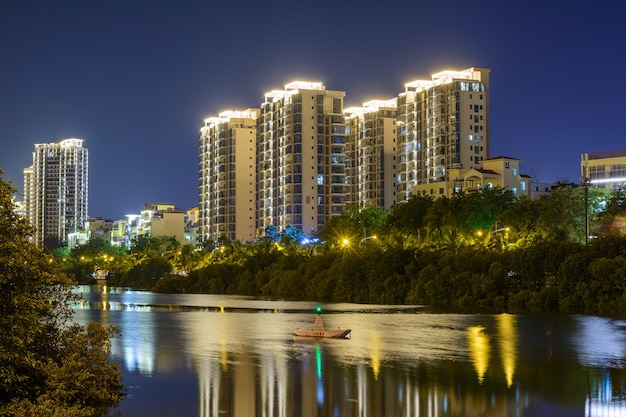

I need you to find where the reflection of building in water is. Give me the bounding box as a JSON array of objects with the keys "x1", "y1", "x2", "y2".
[
  {"x1": 259, "y1": 348, "x2": 287, "y2": 417},
  {"x1": 467, "y1": 314, "x2": 518, "y2": 388},
  {"x1": 184, "y1": 311, "x2": 541, "y2": 417},
  {"x1": 497, "y1": 313, "x2": 518, "y2": 387},
  {"x1": 197, "y1": 356, "x2": 221, "y2": 417},
  {"x1": 586, "y1": 370, "x2": 626, "y2": 417},
  {"x1": 74, "y1": 286, "x2": 160, "y2": 375},
  {"x1": 369, "y1": 331, "x2": 381, "y2": 378},
  {"x1": 468, "y1": 325, "x2": 490, "y2": 383},
  {"x1": 577, "y1": 317, "x2": 626, "y2": 416}
]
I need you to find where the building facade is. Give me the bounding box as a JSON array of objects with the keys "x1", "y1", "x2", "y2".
[
  {"x1": 23, "y1": 138, "x2": 88, "y2": 247},
  {"x1": 413, "y1": 156, "x2": 531, "y2": 199},
  {"x1": 396, "y1": 68, "x2": 490, "y2": 202},
  {"x1": 199, "y1": 109, "x2": 259, "y2": 243},
  {"x1": 139, "y1": 202, "x2": 186, "y2": 244},
  {"x1": 256, "y1": 82, "x2": 347, "y2": 238},
  {"x1": 344, "y1": 99, "x2": 398, "y2": 209},
  {"x1": 581, "y1": 150, "x2": 626, "y2": 192}
]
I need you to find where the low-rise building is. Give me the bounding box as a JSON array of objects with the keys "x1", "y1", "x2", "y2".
[
  {"x1": 86, "y1": 216, "x2": 114, "y2": 241},
  {"x1": 412, "y1": 156, "x2": 531, "y2": 198},
  {"x1": 581, "y1": 150, "x2": 626, "y2": 192},
  {"x1": 140, "y1": 203, "x2": 187, "y2": 244},
  {"x1": 184, "y1": 207, "x2": 200, "y2": 246}
]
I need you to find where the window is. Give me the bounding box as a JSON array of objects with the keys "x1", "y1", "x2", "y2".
[{"x1": 512, "y1": 168, "x2": 517, "y2": 175}]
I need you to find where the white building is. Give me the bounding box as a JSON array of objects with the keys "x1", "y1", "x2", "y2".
[
  {"x1": 344, "y1": 99, "x2": 398, "y2": 209},
  {"x1": 23, "y1": 138, "x2": 88, "y2": 248},
  {"x1": 396, "y1": 68, "x2": 490, "y2": 201},
  {"x1": 256, "y1": 81, "x2": 347, "y2": 238},
  {"x1": 199, "y1": 109, "x2": 259, "y2": 243}
]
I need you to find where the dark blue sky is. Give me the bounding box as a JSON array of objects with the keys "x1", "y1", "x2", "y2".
[{"x1": 1, "y1": 0, "x2": 625, "y2": 220}]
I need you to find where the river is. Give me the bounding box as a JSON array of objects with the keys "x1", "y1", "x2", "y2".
[{"x1": 72, "y1": 285, "x2": 626, "y2": 417}]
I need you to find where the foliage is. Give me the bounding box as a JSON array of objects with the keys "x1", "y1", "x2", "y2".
[
  {"x1": 39, "y1": 181, "x2": 626, "y2": 317},
  {"x1": 0, "y1": 170, "x2": 124, "y2": 416}
]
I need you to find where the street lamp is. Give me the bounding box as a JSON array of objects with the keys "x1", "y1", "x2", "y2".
[{"x1": 359, "y1": 235, "x2": 377, "y2": 244}]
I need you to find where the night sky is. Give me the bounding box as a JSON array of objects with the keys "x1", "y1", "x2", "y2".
[{"x1": 1, "y1": 0, "x2": 624, "y2": 220}]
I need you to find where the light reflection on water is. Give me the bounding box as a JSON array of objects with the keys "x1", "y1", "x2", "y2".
[{"x1": 72, "y1": 285, "x2": 626, "y2": 417}]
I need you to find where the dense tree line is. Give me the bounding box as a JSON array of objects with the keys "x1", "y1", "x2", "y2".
[
  {"x1": 57, "y1": 186, "x2": 626, "y2": 317},
  {"x1": 0, "y1": 171, "x2": 124, "y2": 416}
]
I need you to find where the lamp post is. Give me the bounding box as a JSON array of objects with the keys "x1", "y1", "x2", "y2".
[
  {"x1": 580, "y1": 155, "x2": 590, "y2": 245},
  {"x1": 580, "y1": 176, "x2": 590, "y2": 245},
  {"x1": 359, "y1": 235, "x2": 377, "y2": 244}
]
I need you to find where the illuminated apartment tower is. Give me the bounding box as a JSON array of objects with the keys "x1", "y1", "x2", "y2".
[
  {"x1": 396, "y1": 68, "x2": 490, "y2": 201},
  {"x1": 23, "y1": 138, "x2": 88, "y2": 247},
  {"x1": 199, "y1": 109, "x2": 259, "y2": 243},
  {"x1": 256, "y1": 82, "x2": 347, "y2": 237},
  {"x1": 344, "y1": 99, "x2": 398, "y2": 209}
]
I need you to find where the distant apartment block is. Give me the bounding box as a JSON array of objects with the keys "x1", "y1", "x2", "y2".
[
  {"x1": 199, "y1": 109, "x2": 259, "y2": 243},
  {"x1": 413, "y1": 156, "x2": 531, "y2": 198},
  {"x1": 256, "y1": 82, "x2": 347, "y2": 237},
  {"x1": 23, "y1": 138, "x2": 88, "y2": 248},
  {"x1": 581, "y1": 150, "x2": 626, "y2": 192},
  {"x1": 396, "y1": 68, "x2": 490, "y2": 202},
  {"x1": 344, "y1": 99, "x2": 398, "y2": 209}
]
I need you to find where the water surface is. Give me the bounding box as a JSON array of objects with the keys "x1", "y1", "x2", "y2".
[{"x1": 72, "y1": 285, "x2": 626, "y2": 416}]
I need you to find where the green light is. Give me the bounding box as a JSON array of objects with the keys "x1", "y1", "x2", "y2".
[
  {"x1": 316, "y1": 306, "x2": 322, "y2": 314},
  {"x1": 316, "y1": 343, "x2": 323, "y2": 380}
]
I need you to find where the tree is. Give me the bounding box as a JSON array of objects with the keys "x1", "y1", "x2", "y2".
[
  {"x1": 0, "y1": 170, "x2": 124, "y2": 416},
  {"x1": 385, "y1": 194, "x2": 433, "y2": 247},
  {"x1": 595, "y1": 189, "x2": 626, "y2": 236}
]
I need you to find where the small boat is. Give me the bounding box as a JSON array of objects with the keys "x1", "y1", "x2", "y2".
[{"x1": 293, "y1": 314, "x2": 351, "y2": 339}]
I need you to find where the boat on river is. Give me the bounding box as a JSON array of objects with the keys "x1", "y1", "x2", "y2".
[{"x1": 293, "y1": 314, "x2": 351, "y2": 339}]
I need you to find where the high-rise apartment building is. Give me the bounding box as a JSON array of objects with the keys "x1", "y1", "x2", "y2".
[
  {"x1": 23, "y1": 138, "x2": 88, "y2": 248},
  {"x1": 344, "y1": 99, "x2": 398, "y2": 209},
  {"x1": 256, "y1": 82, "x2": 347, "y2": 237},
  {"x1": 396, "y1": 68, "x2": 490, "y2": 201},
  {"x1": 199, "y1": 68, "x2": 490, "y2": 242},
  {"x1": 199, "y1": 110, "x2": 259, "y2": 243}
]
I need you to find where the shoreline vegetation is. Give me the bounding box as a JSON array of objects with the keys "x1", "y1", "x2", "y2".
[
  {"x1": 56, "y1": 186, "x2": 626, "y2": 318},
  {"x1": 1, "y1": 171, "x2": 124, "y2": 417}
]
